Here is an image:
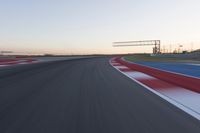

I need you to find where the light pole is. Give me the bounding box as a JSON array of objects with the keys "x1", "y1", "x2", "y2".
[{"x1": 179, "y1": 45, "x2": 183, "y2": 53}]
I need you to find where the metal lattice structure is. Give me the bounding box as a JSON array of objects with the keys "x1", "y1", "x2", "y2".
[{"x1": 113, "y1": 40, "x2": 161, "y2": 54}]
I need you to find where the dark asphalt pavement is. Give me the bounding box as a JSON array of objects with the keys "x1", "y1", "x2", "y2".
[{"x1": 0, "y1": 57, "x2": 200, "y2": 133}]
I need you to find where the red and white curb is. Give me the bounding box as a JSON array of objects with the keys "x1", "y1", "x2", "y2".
[
  {"x1": 0, "y1": 59, "x2": 38, "y2": 67},
  {"x1": 110, "y1": 58, "x2": 200, "y2": 120}
]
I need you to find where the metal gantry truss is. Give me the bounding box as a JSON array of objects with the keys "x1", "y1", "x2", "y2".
[
  {"x1": 0, "y1": 51, "x2": 13, "y2": 55},
  {"x1": 113, "y1": 40, "x2": 161, "y2": 54}
]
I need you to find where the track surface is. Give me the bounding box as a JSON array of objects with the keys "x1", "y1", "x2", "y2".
[{"x1": 0, "y1": 57, "x2": 200, "y2": 133}]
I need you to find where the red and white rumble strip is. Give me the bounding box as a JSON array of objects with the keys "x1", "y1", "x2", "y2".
[
  {"x1": 110, "y1": 57, "x2": 200, "y2": 120},
  {"x1": 0, "y1": 59, "x2": 38, "y2": 67}
]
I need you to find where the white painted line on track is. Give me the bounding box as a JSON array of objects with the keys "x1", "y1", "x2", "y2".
[
  {"x1": 0, "y1": 65, "x2": 9, "y2": 67},
  {"x1": 18, "y1": 62, "x2": 31, "y2": 64},
  {"x1": 158, "y1": 87, "x2": 200, "y2": 114},
  {"x1": 114, "y1": 65, "x2": 129, "y2": 69},
  {"x1": 125, "y1": 71, "x2": 156, "y2": 80}
]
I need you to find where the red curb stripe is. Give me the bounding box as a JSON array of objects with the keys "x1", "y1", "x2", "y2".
[
  {"x1": 113, "y1": 64, "x2": 122, "y2": 66},
  {"x1": 0, "y1": 59, "x2": 37, "y2": 66},
  {"x1": 0, "y1": 59, "x2": 17, "y2": 63}
]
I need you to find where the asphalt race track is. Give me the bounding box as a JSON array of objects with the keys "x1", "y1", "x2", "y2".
[{"x1": 0, "y1": 57, "x2": 200, "y2": 133}]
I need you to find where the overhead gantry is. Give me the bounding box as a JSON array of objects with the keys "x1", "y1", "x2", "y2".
[{"x1": 113, "y1": 40, "x2": 161, "y2": 54}]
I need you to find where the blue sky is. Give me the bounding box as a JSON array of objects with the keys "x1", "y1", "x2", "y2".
[{"x1": 0, "y1": 0, "x2": 200, "y2": 54}]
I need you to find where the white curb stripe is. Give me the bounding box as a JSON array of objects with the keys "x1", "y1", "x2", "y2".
[
  {"x1": 114, "y1": 65, "x2": 129, "y2": 69},
  {"x1": 125, "y1": 71, "x2": 156, "y2": 80}
]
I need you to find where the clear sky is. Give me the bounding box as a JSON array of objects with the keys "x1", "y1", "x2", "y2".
[{"x1": 0, "y1": 0, "x2": 200, "y2": 55}]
